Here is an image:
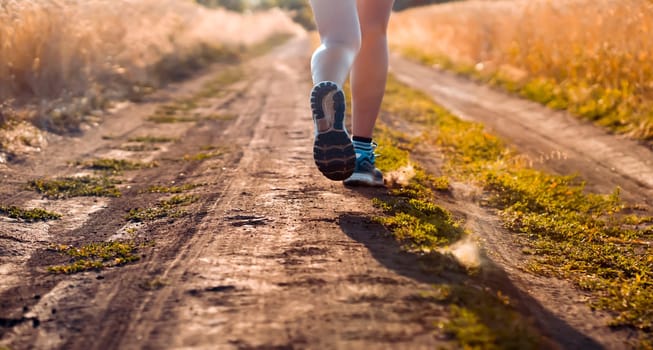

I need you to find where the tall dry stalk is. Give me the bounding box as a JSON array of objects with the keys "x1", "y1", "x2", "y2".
[
  {"x1": 0, "y1": 0, "x2": 301, "y2": 105},
  {"x1": 389, "y1": 0, "x2": 653, "y2": 140}
]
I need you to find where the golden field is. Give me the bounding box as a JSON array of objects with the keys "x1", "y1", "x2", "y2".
[
  {"x1": 389, "y1": 0, "x2": 653, "y2": 142},
  {"x1": 0, "y1": 0, "x2": 301, "y2": 125}
]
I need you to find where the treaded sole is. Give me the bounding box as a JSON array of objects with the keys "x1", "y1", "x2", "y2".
[
  {"x1": 313, "y1": 131, "x2": 356, "y2": 181},
  {"x1": 311, "y1": 82, "x2": 355, "y2": 181}
]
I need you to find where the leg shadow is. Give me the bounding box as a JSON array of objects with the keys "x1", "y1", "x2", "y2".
[{"x1": 338, "y1": 207, "x2": 605, "y2": 350}]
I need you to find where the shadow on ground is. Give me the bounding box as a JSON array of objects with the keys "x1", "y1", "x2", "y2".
[{"x1": 338, "y1": 187, "x2": 603, "y2": 350}]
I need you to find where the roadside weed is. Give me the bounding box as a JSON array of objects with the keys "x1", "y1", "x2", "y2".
[
  {"x1": 28, "y1": 176, "x2": 121, "y2": 199},
  {"x1": 77, "y1": 158, "x2": 158, "y2": 172},
  {"x1": 383, "y1": 75, "x2": 653, "y2": 343},
  {"x1": 126, "y1": 194, "x2": 199, "y2": 222},
  {"x1": 0, "y1": 205, "x2": 61, "y2": 221},
  {"x1": 48, "y1": 241, "x2": 140, "y2": 274}
]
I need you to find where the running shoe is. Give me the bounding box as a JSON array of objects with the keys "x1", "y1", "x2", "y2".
[
  {"x1": 310, "y1": 81, "x2": 356, "y2": 181},
  {"x1": 344, "y1": 142, "x2": 384, "y2": 187}
]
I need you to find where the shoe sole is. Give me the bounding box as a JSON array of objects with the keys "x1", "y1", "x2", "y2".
[
  {"x1": 311, "y1": 82, "x2": 355, "y2": 181},
  {"x1": 343, "y1": 172, "x2": 385, "y2": 187}
]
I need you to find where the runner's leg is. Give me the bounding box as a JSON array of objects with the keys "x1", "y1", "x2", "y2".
[
  {"x1": 351, "y1": 0, "x2": 394, "y2": 139},
  {"x1": 342, "y1": 0, "x2": 394, "y2": 187},
  {"x1": 308, "y1": 0, "x2": 360, "y2": 181},
  {"x1": 309, "y1": 0, "x2": 361, "y2": 87}
]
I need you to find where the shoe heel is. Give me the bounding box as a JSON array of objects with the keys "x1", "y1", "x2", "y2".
[
  {"x1": 310, "y1": 81, "x2": 338, "y2": 123},
  {"x1": 310, "y1": 81, "x2": 355, "y2": 181}
]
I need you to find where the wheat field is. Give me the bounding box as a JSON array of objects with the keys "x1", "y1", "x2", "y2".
[
  {"x1": 389, "y1": 0, "x2": 653, "y2": 141},
  {"x1": 0, "y1": 0, "x2": 301, "y2": 116}
]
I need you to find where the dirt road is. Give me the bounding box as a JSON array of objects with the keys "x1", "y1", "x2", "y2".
[
  {"x1": 1, "y1": 35, "x2": 453, "y2": 350},
  {"x1": 390, "y1": 54, "x2": 653, "y2": 203},
  {"x1": 1, "y1": 35, "x2": 652, "y2": 349},
  {"x1": 389, "y1": 54, "x2": 653, "y2": 349}
]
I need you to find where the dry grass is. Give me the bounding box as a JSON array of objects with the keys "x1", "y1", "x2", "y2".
[
  {"x1": 389, "y1": 0, "x2": 653, "y2": 141},
  {"x1": 0, "y1": 0, "x2": 301, "y2": 128}
]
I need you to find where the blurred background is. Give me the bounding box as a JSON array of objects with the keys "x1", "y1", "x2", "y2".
[{"x1": 1, "y1": 0, "x2": 651, "y2": 146}]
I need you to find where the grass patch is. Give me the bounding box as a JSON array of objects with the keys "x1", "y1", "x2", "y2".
[
  {"x1": 371, "y1": 110, "x2": 543, "y2": 348},
  {"x1": 383, "y1": 75, "x2": 653, "y2": 343},
  {"x1": 0, "y1": 205, "x2": 61, "y2": 221},
  {"x1": 47, "y1": 241, "x2": 140, "y2": 274},
  {"x1": 372, "y1": 127, "x2": 464, "y2": 252},
  {"x1": 429, "y1": 285, "x2": 541, "y2": 349},
  {"x1": 126, "y1": 194, "x2": 198, "y2": 222},
  {"x1": 142, "y1": 183, "x2": 204, "y2": 194},
  {"x1": 27, "y1": 176, "x2": 121, "y2": 199},
  {"x1": 127, "y1": 136, "x2": 177, "y2": 143},
  {"x1": 147, "y1": 114, "x2": 197, "y2": 124},
  {"x1": 78, "y1": 158, "x2": 158, "y2": 172},
  {"x1": 120, "y1": 144, "x2": 159, "y2": 152},
  {"x1": 147, "y1": 99, "x2": 200, "y2": 124}
]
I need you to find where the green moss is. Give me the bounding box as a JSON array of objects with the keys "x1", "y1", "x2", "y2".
[
  {"x1": 27, "y1": 176, "x2": 121, "y2": 199},
  {"x1": 78, "y1": 158, "x2": 158, "y2": 172},
  {"x1": 433, "y1": 285, "x2": 540, "y2": 349},
  {"x1": 382, "y1": 75, "x2": 653, "y2": 343},
  {"x1": 126, "y1": 194, "x2": 198, "y2": 222},
  {"x1": 127, "y1": 136, "x2": 177, "y2": 143},
  {"x1": 370, "y1": 116, "x2": 542, "y2": 348},
  {"x1": 120, "y1": 144, "x2": 160, "y2": 152},
  {"x1": 369, "y1": 124, "x2": 464, "y2": 251},
  {"x1": 147, "y1": 99, "x2": 200, "y2": 124},
  {"x1": 47, "y1": 241, "x2": 140, "y2": 274},
  {"x1": 0, "y1": 205, "x2": 61, "y2": 221},
  {"x1": 432, "y1": 176, "x2": 451, "y2": 191},
  {"x1": 147, "y1": 114, "x2": 197, "y2": 124},
  {"x1": 142, "y1": 183, "x2": 204, "y2": 194},
  {"x1": 377, "y1": 199, "x2": 463, "y2": 247}
]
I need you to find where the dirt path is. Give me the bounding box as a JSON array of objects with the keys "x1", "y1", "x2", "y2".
[
  {"x1": 1, "y1": 36, "x2": 455, "y2": 350},
  {"x1": 390, "y1": 53, "x2": 653, "y2": 205},
  {"x1": 390, "y1": 54, "x2": 653, "y2": 348},
  {"x1": 1, "y1": 35, "x2": 650, "y2": 350}
]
